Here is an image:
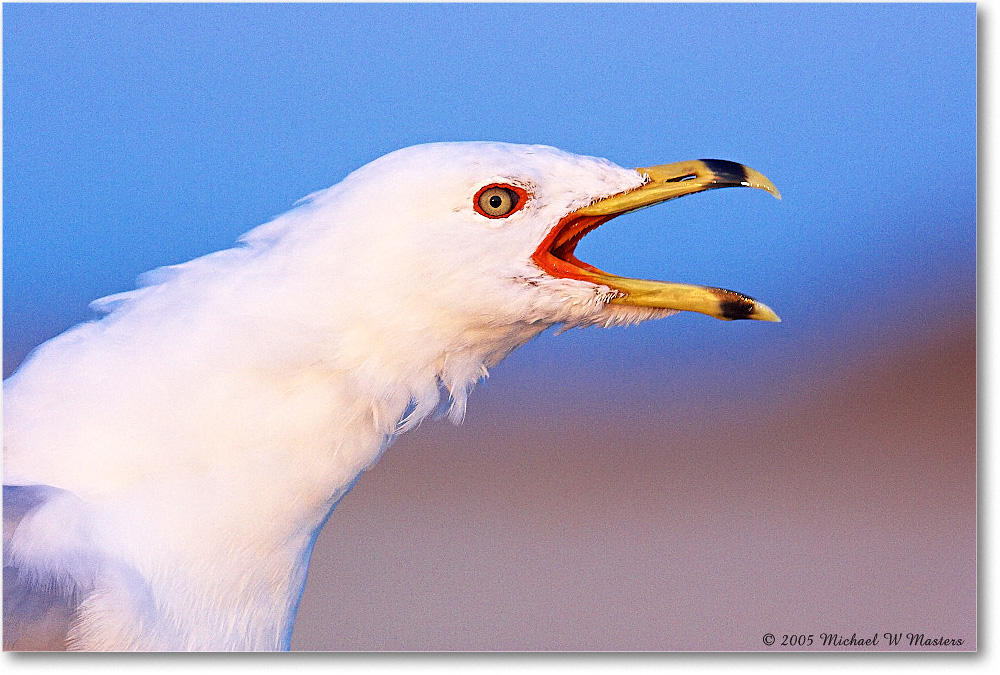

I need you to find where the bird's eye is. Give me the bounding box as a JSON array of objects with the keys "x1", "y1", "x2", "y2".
[{"x1": 474, "y1": 184, "x2": 525, "y2": 218}]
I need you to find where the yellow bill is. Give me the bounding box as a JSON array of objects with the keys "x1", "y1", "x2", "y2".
[{"x1": 531, "y1": 158, "x2": 781, "y2": 322}]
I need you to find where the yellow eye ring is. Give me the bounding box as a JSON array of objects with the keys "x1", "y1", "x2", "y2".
[{"x1": 474, "y1": 184, "x2": 528, "y2": 218}]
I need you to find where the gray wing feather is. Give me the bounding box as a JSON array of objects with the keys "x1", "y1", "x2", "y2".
[{"x1": 3, "y1": 485, "x2": 76, "y2": 651}]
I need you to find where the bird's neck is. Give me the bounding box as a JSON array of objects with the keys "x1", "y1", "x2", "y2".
[{"x1": 20, "y1": 291, "x2": 548, "y2": 650}]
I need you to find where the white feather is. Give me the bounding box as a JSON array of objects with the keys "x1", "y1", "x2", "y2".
[{"x1": 3, "y1": 142, "x2": 673, "y2": 650}]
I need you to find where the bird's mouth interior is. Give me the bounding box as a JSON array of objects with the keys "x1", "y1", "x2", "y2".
[
  {"x1": 534, "y1": 212, "x2": 617, "y2": 282},
  {"x1": 530, "y1": 159, "x2": 782, "y2": 322}
]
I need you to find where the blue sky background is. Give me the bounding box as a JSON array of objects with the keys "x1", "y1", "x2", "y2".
[{"x1": 3, "y1": 2, "x2": 976, "y2": 396}]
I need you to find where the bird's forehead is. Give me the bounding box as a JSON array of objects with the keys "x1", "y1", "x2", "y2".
[{"x1": 362, "y1": 142, "x2": 643, "y2": 203}]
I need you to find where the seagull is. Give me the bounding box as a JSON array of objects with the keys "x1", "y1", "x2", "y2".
[{"x1": 3, "y1": 142, "x2": 780, "y2": 651}]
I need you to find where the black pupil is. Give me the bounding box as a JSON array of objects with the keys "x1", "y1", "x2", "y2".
[{"x1": 489, "y1": 194, "x2": 503, "y2": 208}]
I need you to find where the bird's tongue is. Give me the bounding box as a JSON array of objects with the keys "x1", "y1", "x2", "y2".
[{"x1": 531, "y1": 159, "x2": 782, "y2": 322}]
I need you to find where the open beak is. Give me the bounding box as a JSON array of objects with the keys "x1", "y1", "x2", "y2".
[{"x1": 531, "y1": 159, "x2": 782, "y2": 322}]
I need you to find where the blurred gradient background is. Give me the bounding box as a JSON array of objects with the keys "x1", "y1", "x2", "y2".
[{"x1": 3, "y1": 3, "x2": 975, "y2": 650}]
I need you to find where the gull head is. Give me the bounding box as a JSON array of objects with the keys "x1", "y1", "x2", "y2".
[{"x1": 267, "y1": 142, "x2": 780, "y2": 349}]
